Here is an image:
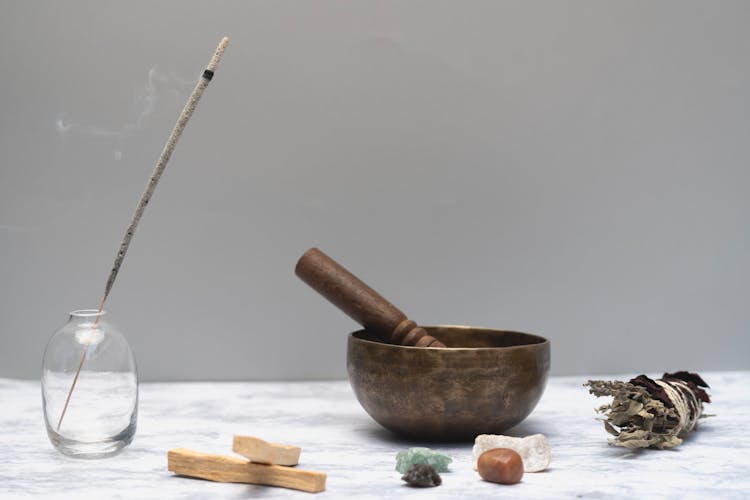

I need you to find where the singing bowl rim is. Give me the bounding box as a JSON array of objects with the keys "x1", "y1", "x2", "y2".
[{"x1": 349, "y1": 324, "x2": 549, "y2": 351}]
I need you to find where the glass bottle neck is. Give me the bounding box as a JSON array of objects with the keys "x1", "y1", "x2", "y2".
[
  {"x1": 68, "y1": 309, "x2": 106, "y2": 326},
  {"x1": 68, "y1": 310, "x2": 108, "y2": 344}
]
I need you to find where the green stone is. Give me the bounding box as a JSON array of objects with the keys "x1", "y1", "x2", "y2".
[{"x1": 395, "y1": 447, "x2": 452, "y2": 474}]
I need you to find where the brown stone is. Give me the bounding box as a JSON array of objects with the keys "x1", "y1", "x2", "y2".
[{"x1": 477, "y1": 448, "x2": 524, "y2": 485}]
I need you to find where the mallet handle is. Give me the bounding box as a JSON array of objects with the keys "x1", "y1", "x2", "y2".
[{"x1": 295, "y1": 248, "x2": 445, "y2": 348}]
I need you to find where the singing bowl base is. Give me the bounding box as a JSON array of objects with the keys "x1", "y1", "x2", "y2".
[{"x1": 347, "y1": 325, "x2": 550, "y2": 441}]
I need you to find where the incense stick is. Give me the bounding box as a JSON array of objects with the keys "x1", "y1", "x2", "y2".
[{"x1": 56, "y1": 37, "x2": 229, "y2": 431}]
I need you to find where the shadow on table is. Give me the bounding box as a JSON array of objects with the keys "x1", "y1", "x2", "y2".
[
  {"x1": 355, "y1": 424, "x2": 430, "y2": 447},
  {"x1": 501, "y1": 417, "x2": 550, "y2": 438},
  {"x1": 353, "y1": 416, "x2": 552, "y2": 446}
]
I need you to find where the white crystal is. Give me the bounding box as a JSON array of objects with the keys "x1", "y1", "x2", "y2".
[{"x1": 472, "y1": 434, "x2": 551, "y2": 472}]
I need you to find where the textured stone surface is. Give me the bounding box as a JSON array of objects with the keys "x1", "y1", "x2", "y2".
[
  {"x1": 395, "y1": 447, "x2": 452, "y2": 473},
  {"x1": 401, "y1": 464, "x2": 442, "y2": 487},
  {"x1": 477, "y1": 448, "x2": 524, "y2": 485},
  {"x1": 472, "y1": 434, "x2": 551, "y2": 472},
  {"x1": 0, "y1": 372, "x2": 748, "y2": 498}
]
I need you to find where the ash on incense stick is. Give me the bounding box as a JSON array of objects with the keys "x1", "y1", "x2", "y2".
[{"x1": 585, "y1": 371, "x2": 711, "y2": 449}]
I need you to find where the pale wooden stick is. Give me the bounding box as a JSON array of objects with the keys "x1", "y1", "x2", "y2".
[
  {"x1": 233, "y1": 435, "x2": 301, "y2": 466},
  {"x1": 168, "y1": 449, "x2": 327, "y2": 493},
  {"x1": 55, "y1": 296, "x2": 106, "y2": 431},
  {"x1": 56, "y1": 37, "x2": 229, "y2": 432}
]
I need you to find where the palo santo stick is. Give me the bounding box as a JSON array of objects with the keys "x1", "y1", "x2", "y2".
[
  {"x1": 233, "y1": 435, "x2": 301, "y2": 466},
  {"x1": 56, "y1": 37, "x2": 229, "y2": 431},
  {"x1": 168, "y1": 449, "x2": 326, "y2": 494}
]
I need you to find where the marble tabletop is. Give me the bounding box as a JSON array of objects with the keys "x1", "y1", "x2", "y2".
[{"x1": 1, "y1": 371, "x2": 748, "y2": 499}]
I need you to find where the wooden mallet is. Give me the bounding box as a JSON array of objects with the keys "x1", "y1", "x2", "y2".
[{"x1": 295, "y1": 248, "x2": 446, "y2": 348}]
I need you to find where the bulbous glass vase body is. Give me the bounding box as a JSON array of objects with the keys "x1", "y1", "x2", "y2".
[{"x1": 41, "y1": 310, "x2": 138, "y2": 458}]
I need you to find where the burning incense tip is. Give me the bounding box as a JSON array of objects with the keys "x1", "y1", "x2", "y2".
[{"x1": 208, "y1": 37, "x2": 229, "y2": 72}]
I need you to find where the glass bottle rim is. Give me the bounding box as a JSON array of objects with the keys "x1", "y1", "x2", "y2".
[{"x1": 69, "y1": 309, "x2": 107, "y2": 318}]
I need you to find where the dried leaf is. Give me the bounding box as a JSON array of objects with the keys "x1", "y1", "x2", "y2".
[
  {"x1": 603, "y1": 421, "x2": 620, "y2": 436},
  {"x1": 626, "y1": 401, "x2": 644, "y2": 416},
  {"x1": 585, "y1": 374, "x2": 710, "y2": 450}
]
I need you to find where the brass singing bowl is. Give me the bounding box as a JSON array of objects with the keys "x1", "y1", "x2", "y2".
[{"x1": 347, "y1": 325, "x2": 550, "y2": 441}]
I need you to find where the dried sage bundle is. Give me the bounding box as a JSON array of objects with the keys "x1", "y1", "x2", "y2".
[{"x1": 585, "y1": 371, "x2": 710, "y2": 449}]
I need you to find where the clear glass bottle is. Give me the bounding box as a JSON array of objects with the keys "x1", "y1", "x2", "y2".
[{"x1": 41, "y1": 309, "x2": 138, "y2": 458}]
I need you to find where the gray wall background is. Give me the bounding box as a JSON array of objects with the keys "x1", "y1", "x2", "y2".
[{"x1": 1, "y1": 1, "x2": 748, "y2": 381}]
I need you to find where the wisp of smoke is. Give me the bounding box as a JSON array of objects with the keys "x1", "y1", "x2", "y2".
[{"x1": 56, "y1": 66, "x2": 194, "y2": 160}]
